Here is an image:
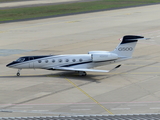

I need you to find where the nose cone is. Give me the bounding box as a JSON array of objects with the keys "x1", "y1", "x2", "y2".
[
  {"x1": 6, "y1": 63, "x2": 9, "y2": 67},
  {"x1": 6, "y1": 62, "x2": 13, "y2": 67},
  {"x1": 6, "y1": 61, "x2": 18, "y2": 68}
]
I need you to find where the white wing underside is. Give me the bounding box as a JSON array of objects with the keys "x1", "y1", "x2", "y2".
[{"x1": 53, "y1": 67, "x2": 110, "y2": 73}]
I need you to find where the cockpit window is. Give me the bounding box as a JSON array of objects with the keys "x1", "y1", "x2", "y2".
[{"x1": 16, "y1": 58, "x2": 25, "y2": 62}]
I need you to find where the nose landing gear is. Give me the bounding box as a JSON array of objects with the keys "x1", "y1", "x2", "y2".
[{"x1": 17, "y1": 69, "x2": 21, "y2": 76}]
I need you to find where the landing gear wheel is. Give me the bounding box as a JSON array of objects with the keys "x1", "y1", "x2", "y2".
[
  {"x1": 17, "y1": 72, "x2": 20, "y2": 76},
  {"x1": 78, "y1": 71, "x2": 87, "y2": 76},
  {"x1": 16, "y1": 69, "x2": 21, "y2": 76}
]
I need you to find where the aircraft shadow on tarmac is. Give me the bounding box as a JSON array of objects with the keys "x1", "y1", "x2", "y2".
[{"x1": 0, "y1": 71, "x2": 110, "y2": 83}]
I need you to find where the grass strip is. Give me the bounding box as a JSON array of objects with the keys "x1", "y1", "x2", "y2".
[
  {"x1": 0, "y1": 0, "x2": 27, "y2": 2},
  {"x1": 0, "y1": 0, "x2": 160, "y2": 22}
]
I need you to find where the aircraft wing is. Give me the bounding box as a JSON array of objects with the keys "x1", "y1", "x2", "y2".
[{"x1": 54, "y1": 67, "x2": 109, "y2": 72}]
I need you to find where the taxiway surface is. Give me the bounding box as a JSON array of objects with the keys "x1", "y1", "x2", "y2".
[{"x1": 0, "y1": 4, "x2": 160, "y2": 117}]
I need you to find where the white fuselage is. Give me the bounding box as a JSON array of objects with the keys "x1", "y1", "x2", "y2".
[{"x1": 7, "y1": 53, "x2": 119, "y2": 70}]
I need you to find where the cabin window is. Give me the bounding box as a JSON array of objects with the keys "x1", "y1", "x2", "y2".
[
  {"x1": 38, "y1": 60, "x2": 41, "y2": 63},
  {"x1": 45, "y1": 60, "x2": 48, "y2": 63},
  {"x1": 59, "y1": 59, "x2": 62, "y2": 62},
  {"x1": 72, "y1": 59, "x2": 76, "y2": 62},
  {"x1": 52, "y1": 59, "x2": 55, "y2": 63},
  {"x1": 79, "y1": 59, "x2": 83, "y2": 62},
  {"x1": 66, "y1": 59, "x2": 69, "y2": 62}
]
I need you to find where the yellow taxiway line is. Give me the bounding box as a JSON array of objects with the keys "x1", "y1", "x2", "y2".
[{"x1": 64, "y1": 77, "x2": 113, "y2": 114}]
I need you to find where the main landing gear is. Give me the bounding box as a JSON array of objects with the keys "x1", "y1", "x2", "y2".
[
  {"x1": 17, "y1": 69, "x2": 21, "y2": 76},
  {"x1": 78, "y1": 71, "x2": 87, "y2": 76}
]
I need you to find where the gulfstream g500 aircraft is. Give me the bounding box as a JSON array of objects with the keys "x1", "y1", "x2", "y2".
[{"x1": 6, "y1": 35, "x2": 148, "y2": 76}]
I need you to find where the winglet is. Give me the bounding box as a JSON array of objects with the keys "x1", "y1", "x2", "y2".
[
  {"x1": 110, "y1": 64, "x2": 121, "y2": 72},
  {"x1": 115, "y1": 64, "x2": 121, "y2": 69}
]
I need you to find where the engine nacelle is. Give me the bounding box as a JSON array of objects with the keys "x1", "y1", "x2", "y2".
[
  {"x1": 88, "y1": 51, "x2": 109, "y2": 54},
  {"x1": 91, "y1": 52, "x2": 118, "y2": 62}
]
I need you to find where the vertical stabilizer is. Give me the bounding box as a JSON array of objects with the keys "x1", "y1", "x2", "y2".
[{"x1": 112, "y1": 35, "x2": 144, "y2": 58}]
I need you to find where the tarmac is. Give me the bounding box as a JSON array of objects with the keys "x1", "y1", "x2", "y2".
[{"x1": 0, "y1": 2, "x2": 160, "y2": 117}]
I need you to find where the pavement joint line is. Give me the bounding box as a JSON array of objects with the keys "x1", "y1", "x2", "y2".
[
  {"x1": 123, "y1": 65, "x2": 160, "y2": 67},
  {"x1": 64, "y1": 77, "x2": 113, "y2": 114},
  {"x1": 131, "y1": 59, "x2": 160, "y2": 62},
  {"x1": 1, "y1": 100, "x2": 160, "y2": 106},
  {"x1": 106, "y1": 72, "x2": 160, "y2": 75},
  {"x1": 0, "y1": 74, "x2": 59, "y2": 77},
  {"x1": 1, "y1": 71, "x2": 160, "y2": 77}
]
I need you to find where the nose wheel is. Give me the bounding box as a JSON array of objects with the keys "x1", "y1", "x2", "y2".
[
  {"x1": 78, "y1": 71, "x2": 87, "y2": 76},
  {"x1": 17, "y1": 72, "x2": 20, "y2": 76},
  {"x1": 17, "y1": 69, "x2": 21, "y2": 76}
]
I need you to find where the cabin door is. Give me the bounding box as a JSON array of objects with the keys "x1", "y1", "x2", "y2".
[{"x1": 29, "y1": 57, "x2": 34, "y2": 68}]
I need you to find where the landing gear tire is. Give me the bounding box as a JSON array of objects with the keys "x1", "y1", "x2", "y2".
[
  {"x1": 78, "y1": 71, "x2": 87, "y2": 76},
  {"x1": 16, "y1": 69, "x2": 21, "y2": 76},
  {"x1": 17, "y1": 72, "x2": 20, "y2": 76}
]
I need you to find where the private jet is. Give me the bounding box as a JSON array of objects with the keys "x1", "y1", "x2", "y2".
[{"x1": 6, "y1": 35, "x2": 148, "y2": 76}]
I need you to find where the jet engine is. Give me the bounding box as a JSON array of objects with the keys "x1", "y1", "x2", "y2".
[
  {"x1": 88, "y1": 51, "x2": 118, "y2": 62},
  {"x1": 88, "y1": 51, "x2": 109, "y2": 54}
]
